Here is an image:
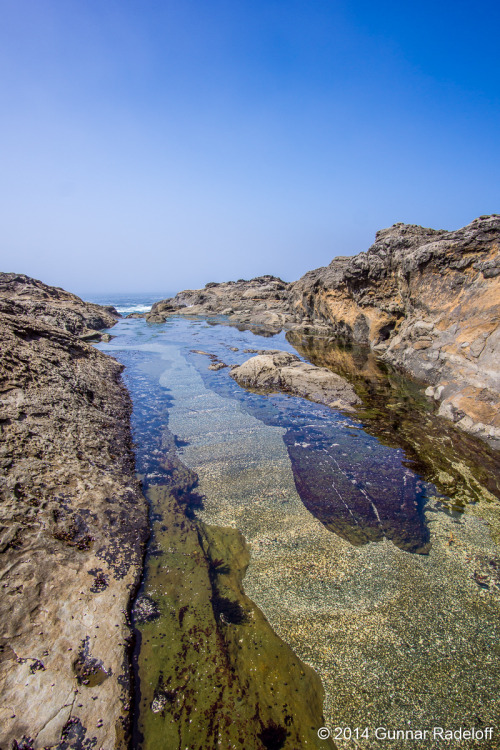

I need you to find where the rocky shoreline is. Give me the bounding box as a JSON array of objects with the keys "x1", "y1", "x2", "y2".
[
  {"x1": 0, "y1": 275, "x2": 148, "y2": 748},
  {"x1": 0, "y1": 273, "x2": 120, "y2": 341},
  {"x1": 147, "y1": 215, "x2": 500, "y2": 448},
  {"x1": 1, "y1": 213, "x2": 498, "y2": 747}
]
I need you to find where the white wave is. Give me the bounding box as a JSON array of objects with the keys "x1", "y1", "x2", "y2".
[{"x1": 116, "y1": 304, "x2": 152, "y2": 314}]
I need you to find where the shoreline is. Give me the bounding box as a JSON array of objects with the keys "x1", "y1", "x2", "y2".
[
  {"x1": 0, "y1": 278, "x2": 149, "y2": 749},
  {"x1": 1, "y1": 256, "x2": 499, "y2": 747},
  {"x1": 145, "y1": 215, "x2": 500, "y2": 449}
]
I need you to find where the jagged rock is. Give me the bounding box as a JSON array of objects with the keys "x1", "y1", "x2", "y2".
[
  {"x1": 230, "y1": 352, "x2": 361, "y2": 411},
  {"x1": 0, "y1": 280, "x2": 148, "y2": 748},
  {"x1": 0, "y1": 272, "x2": 120, "y2": 339},
  {"x1": 147, "y1": 275, "x2": 293, "y2": 332},
  {"x1": 289, "y1": 215, "x2": 500, "y2": 446}
]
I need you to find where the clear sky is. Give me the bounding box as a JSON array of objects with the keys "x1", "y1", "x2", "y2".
[{"x1": 1, "y1": 0, "x2": 499, "y2": 295}]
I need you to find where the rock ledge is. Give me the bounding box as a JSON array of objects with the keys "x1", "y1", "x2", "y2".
[{"x1": 0, "y1": 277, "x2": 148, "y2": 749}]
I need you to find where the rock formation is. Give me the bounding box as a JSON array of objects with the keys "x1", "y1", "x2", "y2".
[
  {"x1": 289, "y1": 215, "x2": 500, "y2": 447},
  {"x1": 0, "y1": 279, "x2": 148, "y2": 748},
  {"x1": 230, "y1": 351, "x2": 361, "y2": 411},
  {"x1": 148, "y1": 215, "x2": 500, "y2": 447},
  {"x1": 0, "y1": 273, "x2": 120, "y2": 341},
  {"x1": 147, "y1": 275, "x2": 293, "y2": 332}
]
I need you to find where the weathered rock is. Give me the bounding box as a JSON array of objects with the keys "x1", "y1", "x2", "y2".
[
  {"x1": 0, "y1": 295, "x2": 148, "y2": 747},
  {"x1": 288, "y1": 215, "x2": 500, "y2": 446},
  {"x1": 0, "y1": 272, "x2": 120, "y2": 340},
  {"x1": 208, "y1": 361, "x2": 227, "y2": 371},
  {"x1": 147, "y1": 275, "x2": 293, "y2": 333},
  {"x1": 230, "y1": 351, "x2": 361, "y2": 411}
]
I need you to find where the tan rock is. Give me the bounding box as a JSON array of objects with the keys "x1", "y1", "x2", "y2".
[
  {"x1": 230, "y1": 352, "x2": 361, "y2": 411},
  {"x1": 0, "y1": 284, "x2": 147, "y2": 748},
  {"x1": 288, "y1": 215, "x2": 500, "y2": 446}
]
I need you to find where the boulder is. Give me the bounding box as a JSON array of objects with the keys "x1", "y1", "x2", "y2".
[{"x1": 230, "y1": 352, "x2": 361, "y2": 411}]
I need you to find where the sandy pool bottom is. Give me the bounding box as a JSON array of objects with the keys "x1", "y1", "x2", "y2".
[{"x1": 167, "y1": 356, "x2": 500, "y2": 750}]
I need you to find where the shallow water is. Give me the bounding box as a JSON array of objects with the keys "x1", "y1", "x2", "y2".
[{"x1": 99, "y1": 315, "x2": 500, "y2": 750}]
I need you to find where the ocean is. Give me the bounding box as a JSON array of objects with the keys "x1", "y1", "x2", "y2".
[{"x1": 81, "y1": 291, "x2": 174, "y2": 316}]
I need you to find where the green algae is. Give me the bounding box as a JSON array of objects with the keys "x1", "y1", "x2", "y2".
[{"x1": 134, "y1": 481, "x2": 334, "y2": 750}]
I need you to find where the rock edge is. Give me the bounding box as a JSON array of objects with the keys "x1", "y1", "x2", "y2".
[{"x1": 0, "y1": 277, "x2": 148, "y2": 749}]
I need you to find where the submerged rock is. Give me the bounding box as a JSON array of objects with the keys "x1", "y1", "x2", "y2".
[
  {"x1": 230, "y1": 351, "x2": 361, "y2": 411},
  {"x1": 0, "y1": 278, "x2": 148, "y2": 748},
  {"x1": 208, "y1": 360, "x2": 227, "y2": 371},
  {"x1": 133, "y1": 595, "x2": 161, "y2": 624}
]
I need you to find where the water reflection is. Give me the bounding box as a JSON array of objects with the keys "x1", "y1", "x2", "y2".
[
  {"x1": 97, "y1": 317, "x2": 500, "y2": 745},
  {"x1": 103, "y1": 318, "x2": 498, "y2": 561},
  {"x1": 287, "y1": 332, "x2": 500, "y2": 510}
]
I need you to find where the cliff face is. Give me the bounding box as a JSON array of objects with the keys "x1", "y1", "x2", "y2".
[
  {"x1": 0, "y1": 284, "x2": 148, "y2": 748},
  {"x1": 0, "y1": 273, "x2": 120, "y2": 339},
  {"x1": 288, "y1": 215, "x2": 500, "y2": 446},
  {"x1": 148, "y1": 215, "x2": 499, "y2": 447}
]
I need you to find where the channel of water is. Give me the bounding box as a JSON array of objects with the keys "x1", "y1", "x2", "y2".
[{"x1": 99, "y1": 315, "x2": 500, "y2": 750}]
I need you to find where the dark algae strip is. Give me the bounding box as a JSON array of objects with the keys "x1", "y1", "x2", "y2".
[
  {"x1": 134, "y1": 482, "x2": 332, "y2": 749},
  {"x1": 119, "y1": 347, "x2": 333, "y2": 749}
]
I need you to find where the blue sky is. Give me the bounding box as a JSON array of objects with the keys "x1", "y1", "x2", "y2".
[{"x1": 1, "y1": 0, "x2": 499, "y2": 294}]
